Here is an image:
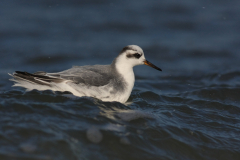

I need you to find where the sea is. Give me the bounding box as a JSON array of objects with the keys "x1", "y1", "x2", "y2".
[{"x1": 0, "y1": 0, "x2": 240, "y2": 159}]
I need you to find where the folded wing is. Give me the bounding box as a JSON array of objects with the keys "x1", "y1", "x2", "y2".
[{"x1": 12, "y1": 65, "x2": 114, "y2": 87}]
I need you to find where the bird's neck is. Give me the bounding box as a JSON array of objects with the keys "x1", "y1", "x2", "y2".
[
  {"x1": 111, "y1": 58, "x2": 135, "y2": 88},
  {"x1": 110, "y1": 57, "x2": 135, "y2": 102}
]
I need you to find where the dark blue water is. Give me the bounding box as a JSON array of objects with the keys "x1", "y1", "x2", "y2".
[{"x1": 1, "y1": 0, "x2": 240, "y2": 159}]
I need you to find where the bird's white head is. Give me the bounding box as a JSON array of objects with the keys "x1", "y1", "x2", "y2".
[{"x1": 113, "y1": 45, "x2": 162, "y2": 71}]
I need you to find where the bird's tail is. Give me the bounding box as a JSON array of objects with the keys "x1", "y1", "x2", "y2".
[{"x1": 9, "y1": 71, "x2": 65, "y2": 87}]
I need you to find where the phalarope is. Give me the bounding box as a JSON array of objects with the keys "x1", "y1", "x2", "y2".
[{"x1": 9, "y1": 45, "x2": 162, "y2": 103}]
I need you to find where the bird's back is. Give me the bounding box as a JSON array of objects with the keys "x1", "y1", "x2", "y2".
[
  {"x1": 50, "y1": 65, "x2": 115, "y2": 87},
  {"x1": 10, "y1": 64, "x2": 129, "y2": 102}
]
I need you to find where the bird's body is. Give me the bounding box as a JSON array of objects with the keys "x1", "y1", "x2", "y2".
[{"x1": 9, "y1": 45, "x2": 161, "y2": 103}]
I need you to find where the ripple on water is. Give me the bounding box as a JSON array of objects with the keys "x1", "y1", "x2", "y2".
[{"x1": 1, "y1": 72, "x2": 240, "y2": 160}]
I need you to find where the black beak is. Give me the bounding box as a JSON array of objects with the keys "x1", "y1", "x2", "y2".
[{"x1": 144, "y1": 60, "x2": 162, "y2": 71}]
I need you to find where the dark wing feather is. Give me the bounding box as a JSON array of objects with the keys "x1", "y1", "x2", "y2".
[
  {"x1": 13, "y1": 65, "x2": 115, "y2": 87},
  {"x1": 13, "y1": 71, "x2": 65, "y2": 86}
]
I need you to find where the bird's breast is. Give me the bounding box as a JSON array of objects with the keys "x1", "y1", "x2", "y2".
[{"x1": 117, "y1": 69, "x2": 135, "y2": 102}]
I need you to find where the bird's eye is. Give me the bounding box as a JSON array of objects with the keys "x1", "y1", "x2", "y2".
[{"x1": 134, "y1": 53, "x2": 141, "y2": 59}]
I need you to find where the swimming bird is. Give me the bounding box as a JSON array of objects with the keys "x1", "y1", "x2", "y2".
[{"x1": 9, "y1": 45, "x2": 162, "y2": 103}]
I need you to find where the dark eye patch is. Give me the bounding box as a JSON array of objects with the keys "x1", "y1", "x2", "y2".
[
  {"x1": 126, "y1": 53, "x2": 142, "y2": 59},
  {"x1": 134, "y1": 53, "x2": 141, "y2": 59}
]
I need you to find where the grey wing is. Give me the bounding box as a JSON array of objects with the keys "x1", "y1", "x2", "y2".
[{"x1": 47, "y1": 65, "x2": 114, "y2": 87}]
